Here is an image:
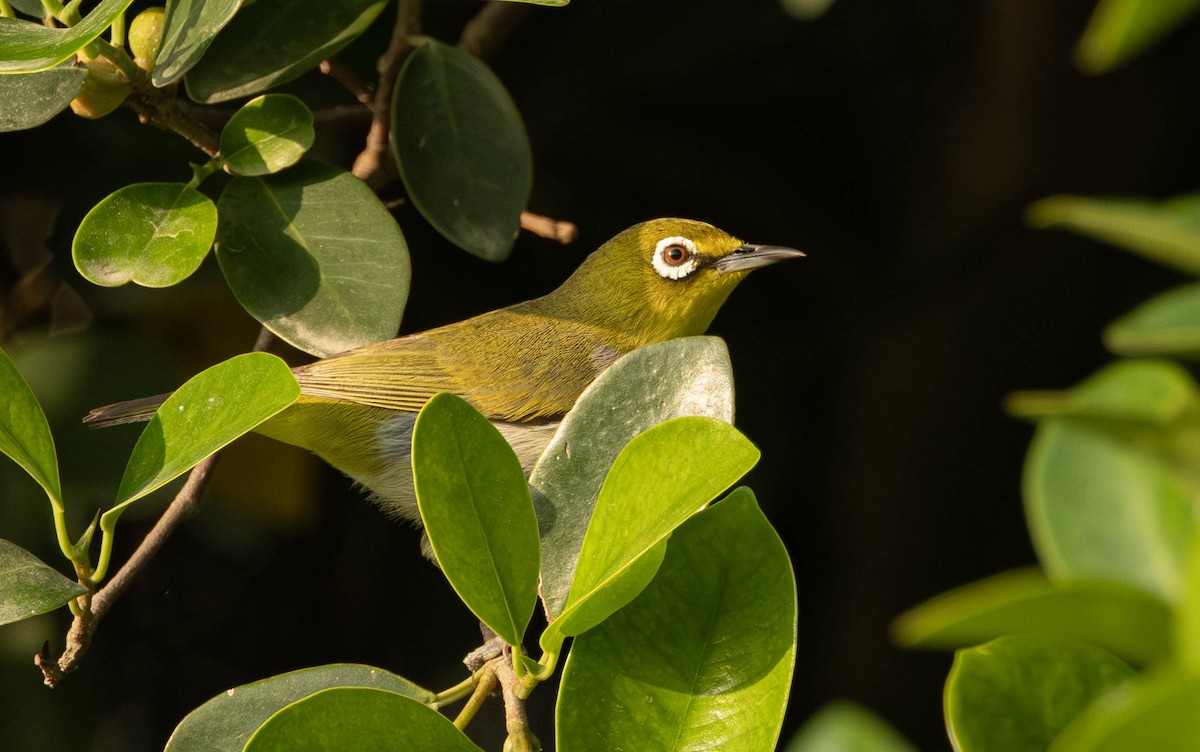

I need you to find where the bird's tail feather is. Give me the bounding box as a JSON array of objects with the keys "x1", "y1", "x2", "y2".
[{"x1": 84, "y1": 393, "x2": 171, "y2": 428}]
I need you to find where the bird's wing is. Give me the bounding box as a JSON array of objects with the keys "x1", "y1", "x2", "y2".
[{"x1": 293, "y1": 334, "x2": 461, "y2": 414}]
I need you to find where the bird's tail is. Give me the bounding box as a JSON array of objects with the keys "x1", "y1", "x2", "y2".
[{"x1": 83, "y1": 393, "x2": 171, "y2": 428}]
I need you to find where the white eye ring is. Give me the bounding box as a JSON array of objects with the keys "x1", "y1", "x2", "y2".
[{"x1": 653, "y1": 236, "x2": 699, "y2": 280}]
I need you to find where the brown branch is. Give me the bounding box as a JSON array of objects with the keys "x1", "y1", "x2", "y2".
[
  {"x1": 458, "y1": 3, "x2": 534, "y2": 61},
  {"x1": 352, "y1": 0, "x2": 422, "y2": 187},
  {"x1": 124, "y1": 83, "x2": 220, "y2": 157},
  {"x1": 312, "y1": 104, "x2": 373, "y2": 129},
  {"x1": 494, "y1": 651, "x2": 536, "y2": 752},
  {"x1": 37, "y1": 328, "x2": 274, "y2": 686},
  {"x1": 320, "y1": 58, "x2": 374, "y2": 107},
  {"x1": 520, "y1": 211, "x2": 577, "y2": 244}
]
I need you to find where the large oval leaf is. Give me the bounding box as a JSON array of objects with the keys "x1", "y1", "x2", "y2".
[
  {"x1": 391, "y1": 39, "x2": 532, "y2": 261},
  {"x1": 184, "y1": 0, "x2": 386, "y2": 103},
  {"x1": 243, "y1": 687, "x2": 482, "y2": 752},
  {"x1": 532, "y1": 336, "x2": 734, "y2": 619},
  {"x1": 557, "y1": 489, "x2": 795, "y2": 752},
  {"x1": 219, "y1": 94, "x2": 314, "y2": 176},
  {"x1": 1050, "y1": 672, "x2": 1200, "y2": 751},
  {"x1": 411, "y1": 393, "x2": 539, "y2": 647},
  {"x1": 0, "y1": 65, "x2": 86, "y2": 131},
  {"x1": 112, "y1": 352, "x2": 299, "y2": 512},
  {"x1": 0, "y1": 344, "x2": 61, "y2": 509},
  {"x1": 166, "y1": 664, "x2": 434, "y2": 752},
  {"x1": 1074, "y1": 0, "x2": 1200, "y2": 74},
  {"x1": 0, "y1": 538, "x2": 85, "y2": 626},
  {"x1": 152, "y1": 0, "x2": 242, "y2": 87},
  {"x1": 545, "y1": 416, "x2": 759, "y2": 647},
  {"x1": 0, "y1": 0, "x2": 135, "y2": 73},
  {"x1": 892, "y1": 568, "x2": 1172, "y2": 666},
  {"x1": 215, "y1": 162, "x2": 410, "y2": 357},
  {"x1": 945, "y1": 636, "x2": 1134, "y2": 752},
  {"x1": 73, "y1": 182, "x2": 218, "y2": 288},
  {"x1": 784, "y1": 701, "x2": 917, "y2": 752},
  {"x1": 1105, "y1": 283, "x2": 1200, "y2": 358}
]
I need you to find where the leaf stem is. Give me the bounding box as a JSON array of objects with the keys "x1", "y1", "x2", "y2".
[
  {"x1": 451, "y1": 667, "x2": 497, "y2": 729},
  {"x1": 38, "y1": 0, "x2": 63, "y2": 22},
  {"x1": 109, "y1": 9, "x2": 125, "y2": 47},
  {"x1": 494, "y1": 654, "x2": 536, "y2": 751},
  {"x1": 433, "y1": 672, "x2": 481, "y2": 709},
  {"x1": 187, "y1": 158, "x2": 225, "y2": 190}
]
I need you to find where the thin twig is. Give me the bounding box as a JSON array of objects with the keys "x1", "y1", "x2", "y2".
[
  {"x1": 320, "y1": 58, "x2": 374, "y2": 107},
  {"x1": 37, "y1": 328, "x2": 274, "y2": 686},
  {"x1": 452, "y1": 665, "x2": 498, "y2": 730},
  {"x1": 458, "y1": 2, "x2": 534, "y2": 61},
  {"x1": 124, "y1": 83, "x2": 220, "y2": 157},
  {"x1": 312, "y1": 104, "x2": 373, "y2": 129},
  {"x1": 520, "y1": 211, "x2": 577, "y2": 244},
  {"x1": 494, "y1": 651, "x2": 536, "y2": 752},
  {"x1": 352, "y1": 0, "x2": 422, "y2": 187}
]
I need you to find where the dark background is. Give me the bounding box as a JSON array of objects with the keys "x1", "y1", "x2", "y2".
[{"x1": 2, "y1": 0, "x2": 1198, "y2": 749}]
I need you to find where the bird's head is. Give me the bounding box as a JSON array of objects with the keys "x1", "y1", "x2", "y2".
[{"x1": 550, "y1": 218, "x2": 804, "y2": 344}]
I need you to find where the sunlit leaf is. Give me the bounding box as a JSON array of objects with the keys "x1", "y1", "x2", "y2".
[
  {"x1": 558, "y1": 490, "x2": 795, "y2": 751},
  {"x1": 0, "y1": 344, "x2": 62, "y2": 509},
  {"x1": 532, "y1": 337, "x2": 734, "y2": 619},
  {"x1": 1050, "y1": 672, "x2": 1200, "y2": 751},
  {"x1": 72, "y1": 182, "x2": 218, "y2": 288},
  {"x1": 1074, "y1": 0, "x2": 1200, "y2": 74},
  {"x1": 0, "y1": 0, "x2": 135, "y2": 73},
  {"x1": 152, "y1": 0, "x2": 242, "y2": 87},
  {"x1": 391, "y1": 39, "x2": 531, "y2": 261},
  {"x1": 166, "y1": 664, "x2": 434, "y2": 752},
  {"x1": 412, "y1": 393, "x2": 539, "y2": 647},
  {"x1": 784, "y1": 701, "x2": 916, "y2": 752},
  {"x1": 243, "y1": 687, "x2": 482, "y2": 752},
  {"x1": 215, "y1": 162, "x2": 410, "y2": 357},
  {"x1": 1105, "y1": 283, "x2": 1200, "y2": 358},
  {"x1": 0, "y1": 65, "x2": 86, "y2": 131},
  {"x1": 220, "y1": 94, "x2": 314, "y2": 176},
  {"x1": 184, "y1": 0, "x2": 386, "y2": 103},
  {"x1": 946, "y1": 636, "x2": 1134, "y2": 752},
  {"x1": 0, "y1": 538, "x2": 85, "y2": 626}
]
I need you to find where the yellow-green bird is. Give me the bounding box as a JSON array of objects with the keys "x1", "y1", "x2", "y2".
[{"x1": 86, "y1": 218, "x2": 802, "y2": 525}]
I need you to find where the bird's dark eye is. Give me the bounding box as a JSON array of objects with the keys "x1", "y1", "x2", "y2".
[{"x1": 663, "y1": 245, "x2": 690, "y2": 265}]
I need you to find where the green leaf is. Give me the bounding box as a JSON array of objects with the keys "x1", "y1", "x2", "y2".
[
  {"x1": 780, "y1": 0, "x2": 837, "y2": 21},
  {"x1": 557, "y1": 489, "x2": 795, "y2": 752},
  {"x1": 1105, "y1": 283, "x2": 1200, "y2": 358},
  {"x1": 215, "y1": 162, "x2": 410, "y2": 357},
  {"x1": 220, "y1": 94, "x2": 314, "y2": 176},
  {"x1": 1050, "y1": 672, "x2": 1200, "y2": 751},
  {"x1": 391, "y1": 39, "x2": 532, "y2": 262},
  {"x1": 0, "y1": 65, "x2": 86, "y2": 131},
  {"x1": 784, "y1": 701, "x2": 916, "y2": 752},
  {"x1": 0, "y1": 0, "x2": 135, "y2": 73},
  {"x1": 0, "y1": 538, "x2": 85, "y2": 626},
  {"x1": 532, "y1": 336, "x2": 735, "y2": 619},
  {"x1": 0, "y1": 343, "x2": 62, "y2": 510},
  {"x1": 165, "y1": 664, "x2": 435, "y2": 752},
  {"x1": 1178, "y1": 527, "x2": 1200, "y2": 674},
  {"x1": 1022, "y1": 365, "x2": 1200, "y2": 602},
  {"x1": 1007, "y1": 359, "x2": 1196, "y2": 426},
  {"x1": 1074, "y1": 0, "x2": 1200, "y2": 74},
  {"x1": 184, "y1": 0, "x2": 386, "y2": 103},
  {"x1": 544, "y1": 416, "x2": 759, "y2": 648},
  {"x1": 152, "y1": 0, "x2": 242, "y2": 87},
  {"x1": 72, "y1": 182, "x2": 218, "y2": 288},
  {"x1": 892, "y1": 568, "x2": 1172, "y2": 666},
  {"x1": 112, "y1": 352, "x2": 299, "y2": 513},
  {"x1": 945, "y1": 636, "x2": 1135, "y2": 752},
  {"x1": 1028, "y1": 194, "x2": 1200, "y2": 276},
  {"x1": 411, "y1": 393, "x2": 539, "y2": 647},
  {"x1": 243, "y1": 687, "x2": 482, "y2": 752}
]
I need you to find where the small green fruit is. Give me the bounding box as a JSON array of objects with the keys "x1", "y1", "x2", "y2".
[
  {"x1": 129, "y1": 7, "x2": 166, "y2": 71},
  {"x1": 69, "y1": 56, "x2": 131, "y2": 119}
]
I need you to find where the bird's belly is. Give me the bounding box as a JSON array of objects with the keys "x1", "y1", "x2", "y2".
[{"x1": 349, "y1": 412, "x2": 560, "y2": 524}]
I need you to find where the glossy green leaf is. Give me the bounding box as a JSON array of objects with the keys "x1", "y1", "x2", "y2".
[
  {"x1": 557, "y1": 489, "x2": 795, "y2": 752},
  {"x1": 1028, "y1": 194, "x2": 1200, "y2": 276},
  {"x1": 391, "y1": 39, "x2": 532, "y2": 261},
  {"x1": 152, "y1": 0, "x2": 242, "y2": 87},
  {"x1": 72, "y1": 182, "x2": 218, "y2": 288},
  {"x1": 1074, "y1": 0, "x2": 1200, "y2": 74},
  {"x1": 784, "y1": 701, "x2": 916, "y2": 752},
  {"x1": 544, "y1": 416, "x2": 759, "y2": 649},
  {"x1": 1105, "y1": 283, "x2": 1200, "y2": 358},
  {"x1": 0, "y1": 538, "x2": 85, "y2": 626},
  {"x1": 7, "y1": 0, "x2": 45, "y2": 19},
  {"x1": 1007, "y1": 359, "x2": 1196, "y2": 426},
  {"x1": 946, "y1": 636, "x2": 1135, "y2": 752},
  {"x1": 893, "y1": 568, "x2": 1172, "y2": 666},
  {"x1": 165, "y1": 664, "x2": 434, "y2": 752},
  {"x1": 1178, "y1": 527, "x2": 1200, "y2": 674},
  {"x1": 532, "y1": 337, "x2": 734, "y2": 619},
  {"x1": 215, "y1": 162, "x2": 410, "y2": 357},
  {"x1": 411, "y1": 393, "x2": 539, "y2": 647},
  {"x1": 0, "y1": 344, "x2": 62, "y2": 509},
  {"x1": 243, "y1": 687, "x2": 481, "y2": 752},
  {"x1": 112, "y1": 352, "x2": 299, "y2": 513},
  {"x1": 0, "y1": 0, "x2": 135, "y2": 73},
  {"x1": 0, "y1": 65, "x2": 86, "y2": 131},
  {"x1": 1050, "y1": 672, "x2": 1200, "y2": 751},
  {"x1": 184, "y1": 0, "x2": 386, "y2": 103},
  {"x1": 220, "y1": 94, "x2": 314, "y2": 176}
]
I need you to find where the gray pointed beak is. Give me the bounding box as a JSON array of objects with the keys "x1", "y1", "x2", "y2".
[{"x1": 711, "y1": 244, "x2": 806, "y2": 274}]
